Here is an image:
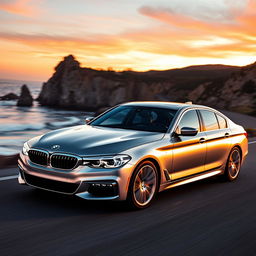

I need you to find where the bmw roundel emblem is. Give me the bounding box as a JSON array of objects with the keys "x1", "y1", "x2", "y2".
[{"x1": 51, "y1": 144, "x2": 60, "y2": 150}]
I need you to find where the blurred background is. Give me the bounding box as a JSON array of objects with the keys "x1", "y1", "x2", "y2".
[{"x1": 1, "y1": 0, "x2": 256, "y2": 156}]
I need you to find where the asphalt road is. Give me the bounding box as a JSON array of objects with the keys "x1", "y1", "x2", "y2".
[{"x1": 1, "y1": 141, "x2": 256, "y2": 256}]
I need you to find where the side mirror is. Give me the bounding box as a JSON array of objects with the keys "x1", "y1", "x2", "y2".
[
  {"x1": 85, "y1": 116, "x2": 94, "y2": 124},
  {"x1": 179, "y1": 127, "x2": 198, "y2": 136}
]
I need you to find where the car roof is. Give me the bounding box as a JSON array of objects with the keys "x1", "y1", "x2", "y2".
[
  {"x1": 120, "y1": 101, "x2": 231, "y2": 123},
  {"x1": 121, "y1": 101, "x2": 207, "y2": 111}
]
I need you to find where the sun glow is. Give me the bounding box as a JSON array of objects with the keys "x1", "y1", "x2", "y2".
[{"x1": 0, "y1": 0, "x2": 255, "y2": 80}]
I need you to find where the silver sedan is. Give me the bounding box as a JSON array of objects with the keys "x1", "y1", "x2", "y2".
[{"x1": 18, "y1": 102, "x2": 248, "y2": 209}]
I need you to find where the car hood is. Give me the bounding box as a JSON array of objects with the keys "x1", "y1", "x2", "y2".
[{"x1": 29, "y1": 125, "x2": 164, "y2": 155}]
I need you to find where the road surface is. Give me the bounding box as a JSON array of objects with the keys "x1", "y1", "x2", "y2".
[{"x1": 0, "y1": 141, "x2": 256, "y2": 256}]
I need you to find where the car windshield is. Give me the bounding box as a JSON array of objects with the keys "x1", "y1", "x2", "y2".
[{"x1": 90, "y1": 105, "x2": 177, "y2": 133}]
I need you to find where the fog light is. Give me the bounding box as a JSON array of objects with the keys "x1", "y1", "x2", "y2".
[{"x1": 88, "y1": 181, "x2": 118, "y2": 197}]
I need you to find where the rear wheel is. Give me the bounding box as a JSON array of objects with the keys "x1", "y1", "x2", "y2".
[
  {"x1": 127, "y1": 161, "x2": 159, "y2": 209},
  {"x1": 224, "y1": 147, "x2": 241, "y2": 181}
]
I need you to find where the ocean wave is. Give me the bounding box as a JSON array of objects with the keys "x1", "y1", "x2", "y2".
[
  {"x1": 47, "y1": 116, "x2": 81, "y2": 127},
  {"x1": 0, "y1": 116, "x2": 82, "y2": 133},
  {"x1": 0, "y1": 101, "x2": 17, "y2": 106},
  {"x1": 0, "y1": 147, "x2": 19, "y2": 155},
  {"x1": 0, "y1": 123, "x2": 45, "y2": 133}
]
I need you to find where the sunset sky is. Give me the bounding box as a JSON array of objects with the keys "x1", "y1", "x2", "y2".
[{"x1": 0, "y1": 0, "x2": 256, "y2": 80}]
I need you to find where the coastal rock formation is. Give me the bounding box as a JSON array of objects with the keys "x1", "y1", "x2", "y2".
[
  {"x1": 38, "y1": 55, "x2": 238, "y2": 111},
  {"x1": 38, "y1": 55, "x2": 173, "y2": 110},
  {"x1": 0, "y1": 93, "x2": 19, "y2": 100},
  {"x1": 17, "y1": 84, "x2": 33, "y2": 106},
  {"x1": 38, "y1": 54, "x2": 256, "y2": 115}
]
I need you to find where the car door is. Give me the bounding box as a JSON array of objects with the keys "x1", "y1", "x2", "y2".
[
  {"x1": 199, "y1": 109, "x2": 232, "y2": 171},
  {"x1": 170, "y1": 109, "x2": 207, "y2": 180}
]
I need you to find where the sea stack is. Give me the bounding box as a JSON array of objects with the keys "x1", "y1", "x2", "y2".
[
  {"x1": 17, "y1": 84, "x2": 33, "y2": 106},
  {"x1": 38, "y1": 55, "x2": 81, "y2": 107}
]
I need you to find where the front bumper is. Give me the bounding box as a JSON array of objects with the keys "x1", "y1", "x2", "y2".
[{"x1": 18, "y1": 153, "x2": 134, "y2": 201}]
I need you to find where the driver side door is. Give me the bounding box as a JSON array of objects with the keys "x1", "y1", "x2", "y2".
[{"x1": 170, "y1": 109, "x2": 207, "y2": 180}]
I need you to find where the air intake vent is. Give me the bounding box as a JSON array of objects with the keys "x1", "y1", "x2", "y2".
[
  {"x1": 51, "y1": 154, "x2": 78, "y2": 169},
  {"x1": 24, "y1": 172, "x2": 80, "y2": 194},
  {"x1": 28, "y1": 149, "x2": 48, "y2": 166}
]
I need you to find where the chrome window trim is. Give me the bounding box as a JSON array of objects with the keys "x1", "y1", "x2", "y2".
[
  {"x1": 215, "y1": 112, "x2": 228, "y2": 129},
  {"x1": 198, "y1": 109, "x2": 229, "y2": 132},
  {"x1": 170, "y1": 107, "x2": 202, "y2": 135},
  {"x1": 169, "y1": 106, "x2": 230, "y2": 135}
]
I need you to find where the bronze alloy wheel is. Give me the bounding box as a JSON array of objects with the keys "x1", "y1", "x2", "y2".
[
  {"x1": 225, "y1": 147, "x2": 241, "y2": 181},
  {"x1": 127, "y1": 161, "x2": 158, "y2": 209}
]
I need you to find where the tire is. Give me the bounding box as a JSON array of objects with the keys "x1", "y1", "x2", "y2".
[
  {"x1": 224, "y1": 147, "x2": 241, "y2": 181},
  {"x1": 126, "y1": 160, "x2": 159, "y2": 210}
]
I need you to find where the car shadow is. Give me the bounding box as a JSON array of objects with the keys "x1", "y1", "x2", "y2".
[{"x1": 2, "y1": 172, "x2": 247, "y2": 222}]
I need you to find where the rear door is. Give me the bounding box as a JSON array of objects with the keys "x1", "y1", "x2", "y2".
[{"x1": 199, "y1": 109, "x2": 232, "y2": 171}]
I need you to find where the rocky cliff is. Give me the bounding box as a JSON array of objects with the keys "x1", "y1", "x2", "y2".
[
  {"x1": 38, "y1": 55, "x2": 256, "y2": 115},
  {"x1": 189, "y1": 62, "x2": 256, "y2": 115},
  {"x1": 38, "y1": 55, "x2": 174, "y2": 110}
]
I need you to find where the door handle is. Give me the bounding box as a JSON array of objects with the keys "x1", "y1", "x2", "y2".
[
  {"x1": 225, "y1": 133, "x2": 230, "y2": 137},
  {"x1": 199, "y1": 138, "x2": 206, "y2": 143}
]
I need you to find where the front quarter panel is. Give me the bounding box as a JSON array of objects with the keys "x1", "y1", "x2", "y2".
[{"x1": 122, "y1": 134, "x2": 172, "y2": 186}]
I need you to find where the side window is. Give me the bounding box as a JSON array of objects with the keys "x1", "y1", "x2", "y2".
[
  {"x1": 177, "y1": 110, "x2": 200, "y2": 133},
  {"x1": 200, "y1": 110, "x2": 219, "y2": 131},
  {"x1": 216, "y1": 114, "x2": 227, "y2": 129}
]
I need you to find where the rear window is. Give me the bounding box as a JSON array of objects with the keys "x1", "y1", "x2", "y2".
[
  {"x1": 200, "y1": 110, "x2": 219, "y2": 131},
  {"x1": 216, "y1": 114, "x2": 227, "y2": 129}
]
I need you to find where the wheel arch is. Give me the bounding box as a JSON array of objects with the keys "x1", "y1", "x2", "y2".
[
  {"x1": 126, "y1": 157, "x2": 162, "y2": 208},
  {"x1": 131, "y1": 157, "x2": 162, "y2": 191},
  {"x1": 223, "y1": 144, "x2": 242, "y2": 181},
  {"x1": 232, "y1": 144, "x2": 242, "y2": 156}
]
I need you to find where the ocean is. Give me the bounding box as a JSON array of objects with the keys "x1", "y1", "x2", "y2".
[{"x1": 0, "y1": 79, "x2": 93, "y2": 155}]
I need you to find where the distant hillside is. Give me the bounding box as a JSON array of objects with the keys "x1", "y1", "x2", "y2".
[
  {"x1": 189, "y1": 62, "x2": 256, "y2": 115},
  {"x1": 139, "y1": 65, "x2": 239, "y2": 92},
  {"x1": 38, "y1": 55, "x2": 256, "y2": 115},
  {"x1": 181, "y1": 64, "x2": 239, "y2": 70}
]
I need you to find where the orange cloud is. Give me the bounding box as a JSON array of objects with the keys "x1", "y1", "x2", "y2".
[
  {"x1": 0, "y1": 32, "x2": 127, "y2": 56},
  {"x1": 139, "y1": 6, "x2": 214, "y2": 31},
  {"x1": 137, "y1": 1, "x2": 256, "y2": 56},
  {"x1": 0, "y1": 0, "x2": 255, "y2": 80},
  {"x1": 0, "y1": 0, "x2": 40, "y2": 16}
]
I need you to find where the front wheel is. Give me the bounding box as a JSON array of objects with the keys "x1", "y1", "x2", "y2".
[
  {"x1": 224, "y1": 147, "x2": 241, "y2": 181},
  {"x1": 126, "y1": 161, "x2": 159, "y2": 209}
]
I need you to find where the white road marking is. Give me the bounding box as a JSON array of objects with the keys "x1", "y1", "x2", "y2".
[
  {"x1": 249, "y1": 140, "x2": 256, "y2": 144},
  {"x1": 0, "y1": 175, "x2": 18, "y2": 181}
]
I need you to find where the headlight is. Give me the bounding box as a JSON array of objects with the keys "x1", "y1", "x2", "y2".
[
  {"x1": 22, "y1": 142, "x2": 30, "y2": 155},
  {"x1": 82, "y1": 154, "x2": 131, "y2": 168}
]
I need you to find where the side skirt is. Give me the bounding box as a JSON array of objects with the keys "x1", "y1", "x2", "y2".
[{"x1": 160, "y1": 169, "x2": 222, "y2": 192}]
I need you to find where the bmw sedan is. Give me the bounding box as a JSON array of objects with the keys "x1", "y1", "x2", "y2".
[{"x1": 18, "y1": 102, "x2": 248, "y2": 209}]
